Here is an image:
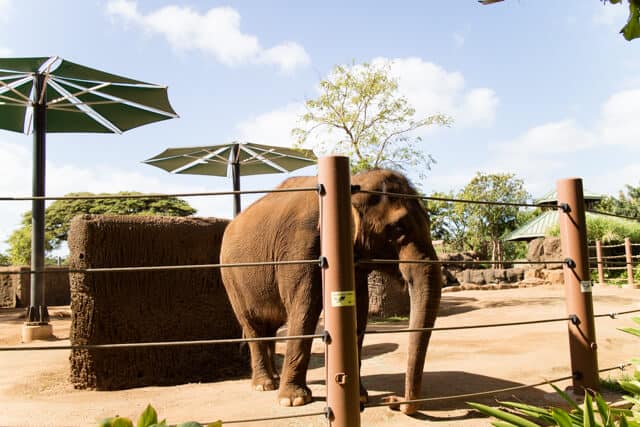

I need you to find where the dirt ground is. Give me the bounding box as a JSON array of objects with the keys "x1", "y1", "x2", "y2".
[{"x1": 1, "y1": 284, "x2": 638, "y2": 427}]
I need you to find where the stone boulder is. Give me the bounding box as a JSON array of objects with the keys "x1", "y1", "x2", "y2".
[{"x1": 527, "y1": 237, "x2": 563, "y2": 269}]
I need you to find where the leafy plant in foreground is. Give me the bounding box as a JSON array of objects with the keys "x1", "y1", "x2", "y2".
[
  {"x1": 99, "y1": 404, "x2": 221, "y2": 427},
  {"x1": 469, "y1": 317, "x2": 640, "y2": 426}
]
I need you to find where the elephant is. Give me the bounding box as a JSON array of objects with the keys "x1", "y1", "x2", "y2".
[{"x1": 220, "y1": 168, "x2": 442, "y2": 414}]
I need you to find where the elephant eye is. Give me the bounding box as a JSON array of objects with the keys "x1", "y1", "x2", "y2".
[{"x1": 388, "y1": 223, "x2": 405, "y2": 237}]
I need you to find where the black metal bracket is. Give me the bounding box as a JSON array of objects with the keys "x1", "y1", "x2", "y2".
[
  {"x1": 322, "y1": 330, "x2": 331, "y2": 344},
  {"x1": 317, "y1": 184, "x2": 326, "y2": 196},
  {"x1": 319, "y1": 256, "x2": 328, "y2": 269},
  {"x1": 558, "y1": 202, "x2": 571, "y2": 213},
  {"x1": 569, "y1": 314, "x2": 580, "y2": 325},
  {"x1": 564, "y1": 258, "x2": 576, "y2": 268},
  {"x1": 324, "y1": 406, "x2": 333, "y2": 420}
]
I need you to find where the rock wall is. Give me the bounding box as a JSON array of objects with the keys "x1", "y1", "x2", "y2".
[
  {"x1": 368, "y1": 271, "x2": 409, "y2": 318},
  {"x1": 0, "y1": 266, "x2": 70, "y2": 308},
  {"x1": 68, "y1": 214, "x2": 249, "y2": 390},
  {"x1": 526, "y1": 237, "x2": 563, "y2": 269}
]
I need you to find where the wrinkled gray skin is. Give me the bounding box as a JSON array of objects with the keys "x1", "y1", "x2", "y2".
[{"x1": 220, "y1": 169, "x2": 442, "y2": 414}]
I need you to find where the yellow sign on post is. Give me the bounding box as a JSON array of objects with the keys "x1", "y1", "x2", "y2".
[{"x1": 331, "y1": 291, "x2": 355, "y2": 307}]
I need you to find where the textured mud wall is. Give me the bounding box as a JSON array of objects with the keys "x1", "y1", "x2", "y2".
[
  {"x1": 68, "y1": 214, "x2": 249, "y2": 390},
  {"x1": 0, "y1": 266, "x2": 69, "y2": 308},
  {"x1": 368, "y1": 271, "x2": 409, "y2": 318}
]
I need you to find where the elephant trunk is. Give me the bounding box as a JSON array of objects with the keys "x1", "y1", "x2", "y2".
[{"x1": 400, "y1": 245, "x2": 442, "y2": 414}]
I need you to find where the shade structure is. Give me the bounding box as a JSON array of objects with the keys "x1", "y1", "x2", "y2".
[
  {"x1": 0, "y1": 56, "x2": 178, "y2": 324},
  {"x1": 144, "y1": 142, "x2": 317, "y2": 216}
]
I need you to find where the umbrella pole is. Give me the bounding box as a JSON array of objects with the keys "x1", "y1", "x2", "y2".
[
  {"x1": 24, "y1": 74, "x2": 51, "y2": 341},
  {"x1": 232, "y1": 143, "x2": 241, "y2": 217}
]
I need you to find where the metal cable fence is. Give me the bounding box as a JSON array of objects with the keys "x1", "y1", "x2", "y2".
[{"x1": 1, "y1": 168, "x2": 637, "y2": 425}]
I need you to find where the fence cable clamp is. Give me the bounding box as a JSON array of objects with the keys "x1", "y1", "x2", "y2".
[
  {"x1": 324, "y1": 406, "x2": 333, "y2": 420},
  {"x1": 317, "y1": 184, "x2": 326, "y2": 196},
  {"x1": 569, "y1": 314, "x2": 580, "y2": 325},
  {"x1": 558, "y1": 202, "x2": 571, "y2": 213},
  {"x1": 319, "y1": 256, "x2": 328, "y2": 269},
  {"x1": 608, "y1": 312, "x2": 617, "y2": 319},
  {"x1": 350, "y1": 184, "x2": 361, "y2": 194},
  {"x1": 322, "y1": 330, "x2": 331, "y2": 344},
  {"x1": 564, "y1": 258, "x2": 576, "y2": 268}
]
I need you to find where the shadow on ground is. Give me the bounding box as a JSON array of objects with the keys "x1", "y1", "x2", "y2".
[{"x1": 363, "y1": 370, "x2": 553, "y2": 411}]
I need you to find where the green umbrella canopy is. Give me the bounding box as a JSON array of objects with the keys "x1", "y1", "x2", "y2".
[
  {"x1": 0, "y1": 56, "x2": 178, "y2": 133},
  {"x1": 144, "y1": 142, "x2": 317, "y2": 176},
  {"x1": 0, "y1": 56, "x2": 178, "y2": 326},
  {"x1": 144, "y1": 142, "x2": 317, "y2": 216}
]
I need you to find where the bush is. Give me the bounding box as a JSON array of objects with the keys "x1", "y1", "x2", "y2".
[
  {"x1": 99, "y1": 405, "x2": 221, "y2": 427},
  {"x1": 547, "y1": 215, "x2": 640, "y2": 244}
]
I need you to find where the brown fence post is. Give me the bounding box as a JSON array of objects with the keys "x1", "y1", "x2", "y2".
[
  {"x1": 595, "y1": 240, "x2": 604, "y2": 286},
  {"x1": 318, "y1": 156, "x2": 361, "y2": 427},
  {"x1": 557, "y1": 178, "x2": 599, "y2": 393},
  {"x1": 625, "y1": 237, "x2": 634, "y2": 287}
]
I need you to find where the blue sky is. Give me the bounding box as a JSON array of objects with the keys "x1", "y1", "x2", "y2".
[{"x1": 1, "y1": 0, "x2": 639, "y2": 253}]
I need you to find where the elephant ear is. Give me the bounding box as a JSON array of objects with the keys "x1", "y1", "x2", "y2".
[{"x1": 351, "y1": 205, "x2": 361, "y2": 245}]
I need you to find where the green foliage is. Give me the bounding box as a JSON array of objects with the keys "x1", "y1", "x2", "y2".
[
  {"x1": 428, "y1": 172, "x2": 530, "y2": 260},
  {"x1": 6, "y1": 192, "x2": 196, "y2": 265},
  {"x1": 598, "y1": 182, "x2": 640, "y2": 220},
  {"x1": 469, "y1": 384, "x2": 636, "y2": 426},
  {"x1": 621, "y1": 0, "x2": 640, "y2": 41},
  {"x1": 99, "y1": 404, "x2": 221, "y2": 427},
  {"x1": 6, "y1": 223, "x2": 54, "y2": 266},
  {"x1": 292, "y1": 61, "x2": 452, "y2": 176},
  {"x1": 546, "y1": 215, "x2": 640, "y2": 244},
  {"x1": 0, "y1": 251, "x2": 10, "y2": 265},
  {"x1": 470, "y1": 318, "x2": 640, "y2": 426}
]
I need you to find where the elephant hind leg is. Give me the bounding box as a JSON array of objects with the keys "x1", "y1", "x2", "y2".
[
  {"x1": 277, "y1": 297, "x2": 322, "y2": 407},
  {"x1": 243, "y1": 323, "x2": 281, "y2": 392}
]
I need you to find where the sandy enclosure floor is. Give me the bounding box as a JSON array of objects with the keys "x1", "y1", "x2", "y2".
[{"x1": 0, "y1": 284, "x2": 638, "y2": 427}]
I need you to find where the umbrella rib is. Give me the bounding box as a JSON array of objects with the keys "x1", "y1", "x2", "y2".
[
  {"x1": 172, "y1": 147, "x2": 230, "y2": 174},
  {"x1": 0, "y1": 75, "x2": 33, "y2": 104},
  {"x1": 47, "y1": 82, "x2": 111, "y2": 106},
  {"x1": 241, "y1": 145, "x2": 289, "y2": 173},
  {"x1": 37, "y1": 58, "x2": 59, "y2": 105},
  {"x1": 48, "y1": 100, "x2": 124, "y2": 112},
  {"x1": 46, "y1": 79, "x2": 122, "y2": 133},
  {"x1": 53, "y1": 77, "x2": 178, "y2": 118}
]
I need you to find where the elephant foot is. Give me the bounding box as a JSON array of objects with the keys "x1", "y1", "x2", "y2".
[
  {"x1": 277, "y1": 384, "x2": 312, "y2": 407},
  {"x1": 252, "y1": 376, "x2": 278, "y2": 392}
]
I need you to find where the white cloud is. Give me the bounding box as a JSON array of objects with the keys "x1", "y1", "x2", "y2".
[
  {"x1": 486, "y1": 120, "x2": 599, "y2": 195},
  {"x1": 484, "y1": 88, "x2": 640, "y2": 196},
  {"x1": 373, "y1": 57, "x2": 499, "y2": 127},
  {"x1": 598, "y1": 89, "x2": 640, "y2": 147},
  {"x1": 106, "y1": 0, "x2": 310, "y2": 72},
  {"x1": 491, "y1": 119, "x2": 596, "y2": 154},
  {"x1": 236, "y1": 103, "x2": 305, "y2": 148}
]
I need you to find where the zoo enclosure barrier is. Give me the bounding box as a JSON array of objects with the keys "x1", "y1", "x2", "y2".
[
  {"x1": 591, "y1": 238, "x2": 640, "y2": 287},
  {"x1": 1, "y1": 157, "x2": 640, "y2": 425}
]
